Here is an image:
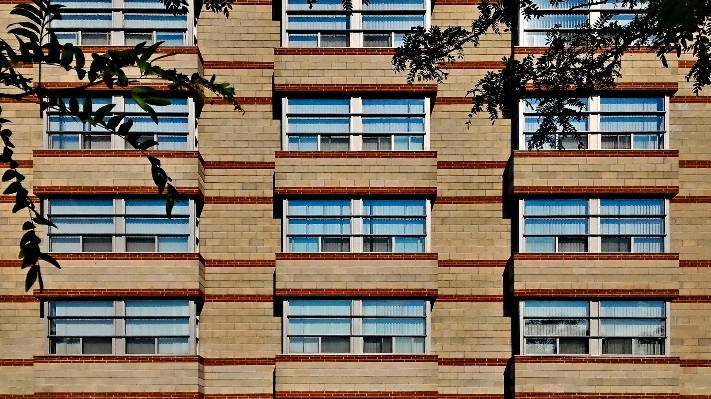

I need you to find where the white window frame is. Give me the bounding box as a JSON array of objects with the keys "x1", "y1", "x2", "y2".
[
  {"x1": 281, "y1": 0, "x2": 430, "y2": 48},
  {"x1": 282, "y1": 299, "x2": 431, "y2": 354},
  {"x1": 283, "y1": 198, "x2": 431, "y2": 253},
  {"x1": 45, "y1": 299, "x2": 197, "y2": 355},
  {"x1": 518, "y1": 96, "x2": 669, "y2": 150},
  {"x1": 44, "y1": 96, "x2": 197, "y2": 151},
  {"x1": 518, "y1": 0, "x2": 645, "y2": 47},
  {"x1": 47, "y1": 0, "x2": 195, "y2": 47},
  {"x1": 518, "y1": 198, "x2": 669, "y2": 254},
  {"x1": 44, "y1": 198, "x2": 198, "y2": 253},
  {"x1": 281, "y1": 97, "x2": 430, "y2": 151},
  {"x1": 519, "y1": 300, "x2": 670, "y2": 356}
]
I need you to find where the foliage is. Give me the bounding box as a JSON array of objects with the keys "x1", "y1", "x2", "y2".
[
  {"x1": 1, "y1": 0, "x2": 239, "y2": 290},
  {"x1": 392, "y1": 0, "x2": 711, "y2": 149}
]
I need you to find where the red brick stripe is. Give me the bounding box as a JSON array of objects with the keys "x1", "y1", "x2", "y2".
[
  {"x1": 275, "y1": 48, "x2": 396, "y2": 56},
  {"x1": 670, "y1": 96, "x2": 711, "y2": 103},
  {"x1": 202, "y1": 61, "x2": 274, "y2": 69},
  {"x1": 439, "y1": 61, "x2": 505, "y2": 69},
  {"x1": 435, "y1": 97, "x2": 472, "y2": 105},
  {"x1": 514, "y1": 253, "x2": 679, "y2": 261},
  {"x1": 438, "y1": 358, "x2": 508, "y2": 366},
  {"x1": 205, "y1": 396, "x2": 273, "y2": 399},
  {"x1": 437, "y1": 161, "x2": 507, "y2": 169},
  {"x1": 275, "y1": 151, "x2": 437, "y2": 159},
  {"x1": 34, "y1": 289, "x2": 204, "y2": 300},
  {"x1": 34, "y1": 186, "x2": 202, "y2": 196},
  {"x1": 33, "y1": 356, "x2": 201, "y2": 364},
  {"x1": 48, "y1": 253, "x2": 205, "y2": 262},
  {"x1": 273, "y1": 84, "x2": 438, "y2": 93},
  {"x1": 33, "y1": 150, "x2": 202, "y2": 160},
  {"x1": 41, "y1": 82, "x2": 185, "y2": 91},
  {"x1": 514, "y1": 150, "x2": 679, "y2": 157},
  {"x1": 275, "y1": 289, "x2": 438, "y2": 298},
  {"x1": 437, "y1": 295, "x2": 504, "y2": 302},
  {"x1": 438, "y1": 260, "x2": 508, "y2": 267},
  {"x1": 275, "y1": 355, "x2": 438, "y2": 363},
  {"x1": 680, "y1": 359, "x2": 711, "y2": 367},
  {"x1": 512, "y1": 186, "x2": 679, "y2": 196},
  {"x1": 32, "y1": 395, "x2": 198, "y2": 399},
  {"x1": 0, "y1": 195, "x2": 39, "y2": 203},
  {"x1": 0, "y1": 295, "x2": 39, "y2": 303},
  {"x1": 671, "y1": 196, "x2": 711, "y2": 203},
  {"x1": 438, "y1": 396, "x2": 503, "y2": 399},
  {"x1": 207, "y1": 97, "x2": 272, "y2": 105},
  {"x1": 204, "y1": 294, "x2": 273, "y2": 302},
  {"x1": 514, "y1": 289, "x2": 679, "y2": 299},
  {"x1": 204, "y1": 197, "x2": 273, "y2": 204},
  {"x1": 276, "y1": 253, "x2": 438, "y2": 260},
  {"x1": 0, "y1": 359, "x2": 33, "y2": 366},
  {"x1": 231, "y1": 0, "x2": 271, "y2": 4},
  {"x1": 204, "y1": 259, "x2": 276, "y2": 267},
  {"x1": 522, "y1": 82, "x2": 678, "y2": 92},
  {"x1": 202, "y1": 357, "x2": 276, "y2": 365},
  {"x1": 0, "y1": 160, "x2": 33, "y2": 168},
  {"x1": 436, "y1": 196, "x2": 503, "y2": 204},
  {"x1": 680, "y1": 260, "x2": 711, "y2": 267},
  {"x1": 0, "y1": 260, "x2": 20, "y2": 267},
  {"x1": 276, "y1": 393, "x2": 438, "y2": 399},
  {"x1": 680, "y1": 160, "x2": 711, "y2": 167},
  {"x1": 274, "y1": 187, "x2": 438, "y2": 196},
  {"x1": 203, "y1": 161, "x2": 275, "y2": 169},
  {"x1": 516, "y1": 394, "x2": 679, "y2": 399},
  {"x1": 674, "y1": 296, "x2": 711, "y2": 303},
  {"x1": 514, "y1": 355, "x2": 680, "y2": 364}
]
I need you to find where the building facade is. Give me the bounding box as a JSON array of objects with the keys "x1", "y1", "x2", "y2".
[{"x1": 0, "y1": 0, "x2": 710, "y2": 399}]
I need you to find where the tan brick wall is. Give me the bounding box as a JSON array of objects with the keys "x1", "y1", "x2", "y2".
[
  {"x1": 199, "y1": 105, "x2": 279, "y2": 160},
  {"x1": 274, "y1": 361, "x2": 438, "y2": 391},
  {"x1": 437, "y1": 168, "x2": 504, "y2": 197},
  {"x1": 198, "y1": 5, "x2": 279, "y2": 62},
  {"x1": 204, "y1": 168, "x2": 273, "y2": 198},
  {"x1": 203, "y1": 365, "x2": 274, "y2": 394},
  {"x1": 432, "y1": 203, "x2": 511, "y2": 261},
  {"x1": 0, "y1": 303, "x2": 43, "y2": 359},
  {"x1": 438, "y1": 365, "x2": 506, "y2": 395},
  {"x1": 514, "y1": 258, "x2": 679, "y2": 291},
  {"x1": 680, "y1": 366, "x2": 711, "y2": 395},
  {"x1": 200, "y1": 204, "x2": 280, "y2": 259},
  {"x1": 199, "y1": 302, "x2": 280, "y2": 358},
  {"x1": 432, "y1": 302, "x2": 511, "y2": 358},
  {"x1": 679, "y1": 167, "x2": 711, "y2": 197},
  {"x1": 671, "y1": 203, "x2": 711, "y2": 260},
  {"x1": 431, "y1": 104, "x2": 511, "y2": 161},
  {"x1": 1, "y1": 102, "x2": 43, "y2": 160},
  {"x1": 438, "y1": 266, "x2": 505, "y2": 297},
  {"x1": 670, "y1": 103, "x2": 711, "y2": 159},
  {"x1": 671, "y1": 302, "x2": 711, "y2": 359},
  {"x1": 276, "y1": 259, "x2": 437, "y2": 291},
  {"x1": 204, "y1": 267, "x2": 273, "y2": 295}
]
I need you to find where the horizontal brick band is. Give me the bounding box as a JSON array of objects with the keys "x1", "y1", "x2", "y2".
[
  {"x1": 275, "y1": 355, "x2": 438, "y2": 363},
  {"x1": 34, "y1": 289, "x2": 204, "y2": 300},
  {"x1": 513, "y1": 150, "x2": 679, "y2": 158},
  {"x1": 679, "y1": 60, "x2": 696, "y2": 68},
  {"x1": 276, "y1": 392, "x2": 438, "y2": 399},
  {"x1": 670, "y1": 96, "x2": 711, "y2": 103},
  {"x1": 205, "y1": 395, "x2": 273, "y2": 399},
  {"x1": 41, "y1": 82, "x2": 188, "y2": 91},
  {"x1": 674, "y1": 296, "x2": 711, "y2": 303},
  {"x1": 207, "y1": 97, "x2": 272, "y2": 105},
  {"x1": 0, "y1": 97, "x2": 39, "y2": 103},
  {"x1": 671, "y1": 196, "x2": 711, "y2": 203},
  {"x1": 34, "y1": 186, "x2": 202, "y2": 197},
  {"x1": 516, "y1": 393, "x2": 680, "y2": 399},
  {"x1": 514, "y1": 355, "x2": 680, "y2": 364},
  {"x1": 203, "y1": 161, "x2": 275, "y2": 169},
  {"x1": 679, "y1": 160, "x2": 711, "y2": 167},
  {"x1": 33, "y1": 150, "x2": 203, "y2": 162},
  {"x1": 439, "y1": 61, "x2": 505, "y2": 69},
  {"x1": 435, "y1": 97, "x2": 472, "y2": 105},
  {"x1": 0, "y1": 260, "x2": 21, "y2": 267},
  {"x1": 438, "y1": 259, "x2": 509, "y2": 267},
  {"x1": 0, "y1": 359, "x2": 33, "y2": 366},
  {"x1": 0, "y1": 195, "x2": 40, "y2": 203},
  {"x1": 202, "y1": 61, "x2": 274, "y2": 69},
  {"x1": 276, "y1": 253, "x2": 438, "y2": 260},
  {"x1": 438, "y1": 357, "x2": 509, "y2": 366},
  {"x1": 204, "y1": 259, "x2": 276, "y2": 267},
  {"x1": 275, "y1": 289, "x2": 438, "y2": 298},
  {"x1": 437, "y1": 161, "x2": 507, "y2": 169},
  {"x1": 273, "y1": 84, "x2": 438, "y2": 93},
  {"x1": 275, "y1": 151, "x2": 437, "y2": 159},
  {"x1": 0, "y1": 295, "x2": 38, "y2": 303},
  {"x1": 679, "y1": 260, "x2": 711, "y2": 267},
  {"x1": 514, "y1": 253, "x2": 680, "y2": 261},
  {"x1": 33, "y1": 355, "x2": 201, "y2": 364},
  {"x1": 274, "y1": 187, "x2": 438, "y2": 196},
  {"x1": 0, "y1": 160, "x2": 33, "y2": 168},
  {"x1": 436, "y1": 196, "x2": 503, "y2": 204},
  {"x1": 522, "y1": 82, "x2": 678, "y2": 92},
  {"x1": 439, "y1": 396, "x2": 503, "y2": 399},
  {"x1": 231, "y1": 0, "x2": 271, "y2": 3},
  {"x1": 437, "y1": 295, "x2": 504, "y2": 302},
  {"x1": 515, "y1": 46, "x2": 657, "y2": 55},
  {"x1": 202, "y1": 357, "x2": 276, "y2": 366},
  {"x1": 32, "y1": 394, "x2": 200, "y2": 399},
  {"x1": 512, "y1": 186, "x2": 679, "y2": 196},
  {"x1": 204, "y1": 294, "x2": 273, "y2": 302},
  {"x1": 514, "y1": 289, "x2": 679, "y2": 299},
  {"x1": 275, "y1": 48, "x2": 395, "y2": 56},
  {"x1": 48, "y1": 253, "x2": 205, "y2": 262},
  {"x1": 204, "y1": 196, "x2": 273, "y2": 204},
  {"x1": 680, "y1": 359, "x2": 711, "y2": 367}
]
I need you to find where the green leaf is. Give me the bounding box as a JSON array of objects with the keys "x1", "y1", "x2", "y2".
[
  {"x1": 137, "y1": 139, "x2": 159, "y2": 150},
  {"x1": 144, "y1": 97, "x2": 171, "y2": 107},
  {"x1": 10, "y1": 5, "x2": 43, "y2": 26},
  {"x1": 82, "y1": 97, "x2": 92, "y2": 117},
  {"x1": 2, "y1": 169, "x2": 20, "y2": 182},
  {"x1": 151, "y1": 165, "x2": 168, "y2": 194},
  {"x1": 12, "y1": 198, "x2": 29, "y2": 213},
  {"x1": 93, "y1": 104, "x2": 115, "y2": 123},
  {"x1": 9, "y1": 27, "x2": 39, "y2": 42},
  {"x1": 3, "y1": 181, "x2": 22, "y2": 194},
  {"x1": 69, "y1": 97, "x2": 79, "y2": 114},
  {"x1": 33, "y1": 216, "x2": 58, "y2": 228},
  {"x1": 39, "y1": 252, "x2": 61, "y2": 269},
  {"x1": 22, "y1": 221, "x2": 35, "y2": 230},
  {"x1": 24, "y1": 264, "x2": 38, "y2": 291},
  {"x1": 147, "y1": 155, "x2": 161, "y2": 166},
  {"x1": 20, "y1": 230, "x2": 41, "y2": 247},
  {"x1": 166, "y1": 184, "x2": 178, "y2": 216},
  {"x1": 0, "y1": 147, "x2": 13, "y2": 162},
  {"x1": 118, "y1": 120, "x2": 134, "y2": 135},
  {"x1": 18, "y1": 248, "x2": 24, "y2": 259},
  {"x1": 106, "y1": 115, "x2": 124, "y2": 131}
]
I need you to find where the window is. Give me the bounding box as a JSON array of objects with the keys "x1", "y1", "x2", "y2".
[
  {"x1": 520, "y1": 97, "x2": 667, "y2": 150},
  {"x1": 521, "y1": 199, "x2": 667, "y2": 253},
  {"x1": 283, "y1": 0, "x2": 428, "y2": 48},
  {"x1": 285, "y1": 199, "x2": 429, "y2": 253},
  {"x1": 48, "y1": 0, "x2": 193, "y2": 46},
  {"x1": 520, "y1": 300, "x2": 668, "y2": 356},
  {"x1": 283, "y1": 299, "x2": 429, "y2": 354},
  {"x1": 520, "y1": 0, "x2": 644, "y2": 47},
  {"x1": 47, "y1": 300, "x2": 196, "y2": 355},
  {"x1": 46, "y1": 96, "x2": 195, "y2": 151},
  {"x1": 46, "y1": 198, "x2": 197, "y2": 253},
  {"x1": 283, "y1": 98, "x2": 428, "y2": 151}
]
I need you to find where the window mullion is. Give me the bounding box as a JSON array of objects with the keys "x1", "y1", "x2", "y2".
[
  {"x1": 589, "y1": 300, "x2": 600, "y2": 356},
  {"x1": 352, "y1": 97, "x2": 362, "y2": 151},
  {"x1": 115, "y1": 199, "x2": 125, "y2": 252},
  {"x1": 115, "y1": 300, "x2": 125, "y2": 355},
  {"x1": 353, "y1": 199, "x2": 363, "y2": 253},
  {"x1": 352, "y1": 300, "x2": 363, "y2": 354},
  {"x1": 589, "y1": 96, "x2": 601, "y2": 149},
  {"x1": 589, "y1": 198, "x2": 599, "y2": 253}
]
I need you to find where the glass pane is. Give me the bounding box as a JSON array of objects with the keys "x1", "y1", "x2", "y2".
[
  {"x1": 320, "y1": 135, "x2": 349, "y2": 151},
  {"x1": 50, "y1": 199, "x2": 114, "y2": 215},
  {"x1": 126, "y1": 338, "x2": 155, "y2": 354},
  {"x1": 559, "y1": 338, "x2": 589, "y2": 354},
  {"x1": 601, "y1": 236, "x2": 632, "y2": 252},
  {"x1": 600, "y1": 199, "x2": 664, "y2": 215},
  {"x1": 289, "y1": 236, "x2": 319, "y2": 252},
  {"x1": 126, "y1": 236, "x2": 156, "y2": 252},
  {"x1": 156, "y1": 31, "x2": 185, "y2": 45},
  {"x1": 634, "y1": 237, "x2": 664, "y2": 253},
  {"x1": 158, "y1": 337, "x2": 189, "y2": 354},
  {"x1": 321, "y1": 337, "x2": 350, "y2": 352},
  {"x1": 363, "y1": 300, "x2": 425, "y2": 316},
  {"x1": 289, "y1": 317, "x2": 351, "y2": 332},
  {"x1": 126, "y1": 199, "x2": 189, "y2": 215},
  {"x1": 83, "y1": 236, "x2": 113, "y2": 252},
  {"x1": 557, "y1": 237, "x2": 587, "y2": 252},
  {"x1": 83, "y1": 134, "x2": 111, "y2": 149},
  {"x1": 524, "y1": 199, "x2": 589, "y2": 215},
  {"x1": 51, "y1": 301, "x2": 114, "y2": 317},
  {"x1": 125, "y1": 32, "x2": 154, "y2": 46},
  {"x1": 364, "y1": 237, "x2": 392, "y2": 252},
  {"x1": 363, "y1": 136, "x2": 392, "y2": 151},
  {"x1": 83, "y1": 337, "x2": 113, "y2": 354},
  {"x1": 288, "y1": 99, "x2": 350, "y2": 114},
  {"x1": 50, "y1": 236, "x2": 81, "y2": 252},
  {"x1": 289, "y1": 300, "x2": 352, "y2": 316},
  {"x1": 364, "y1": 337, "x2": 392, "y2": 353},
  {"x1": 126, "y1": 300, "x2": 190, "y2": 317},
  {"x1": 525, "y1": 338, "x2": 556, "y2": 354},
  {"x1": 126, "y1": 319, "x2": 189, "y2": 336},
  {"x1": 322, "y1": 237, "x2": 350, "y2": 252},
  {"x1": 288, "y1": 135, "x2": 318, "y2": 151},
  {"x1": 600, "y1": 301, "x2": 665, "y2": 318},
  {"x1": 158, "y1": 236, "x2": 189, "y2": 252},
  {"x1": 600, "y1": 319, "x2": 665, "y2": 337},
  {"x1": 524, "y1": 319, "x2": 589, "y2": 337},
  {"x1": 81, "y1": 32, "x2": 110, "y2": 45},
  {"x1": 602, "y1": 338, "x2": 632, "y2": 354},
  {"x1": 637, "y1": 338, "x2": 665, "y2": 355},
  {"x1": 364, "y1": 33, "x2": 391, "y2": 47},
  {"x1": 51, "y1": 337, "x2": 81, "y2": 354},
  {"x1": 289, "y1": 337, "x2": 319, "y2": 353},
  {"x1": 363, "y1": 318, "x2": 425, "y2": 335},
  {"x1": 394, "y1": 236, "x2": 424, "y2": 252},
  {"x1": 321, "y1": 34, "x2": 349, "y2": 47},
  {"x1": 394, "y1": 336, "x2": 425, "y2": 353},
  {"x1": 524, "y1": 301, "x2": 589, "y2": 318},
  {"x1": 288, "y1": 33, "x2": 318, "y2": 47},
  {"x1": 50, "y1": 134, "x2": 81, "y2": 149},
  {"x1": 525, "y1": 237, "x2": 555, "y2": 252}
]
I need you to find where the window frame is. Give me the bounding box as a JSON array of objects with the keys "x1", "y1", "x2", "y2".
[
  {"x1": 44, "y1": 198, "x2": 198, "y2": 254},
  {"x1": 281, "y1": 0, "x2": 431, "y2": 48},
  {"x1": 282, "y1": 299, "x2": 432, "y2": 354},
  {"x1": 518, "y1": 0, "x2": 645, "y2": 47},
  {"x1": 518, "y1": 300, "x2": 671, "y2": 356},
  {"x1": 44, "y1": 299, "x2": 198, "y2": 356},
  {"x1": 43, "y1": 96, "x2": 197, "y2": 151},
  {"x1": 283, "y1": 198, "x2": 431, "y2": 253},
  {"x1": 281, "y1": 97, "x2": 431, "y2": 152},
  {"x1": 518, "y1": 198, "x2": 670, "y2": 254},
  {"x1": 47, "y1": 0, "x2": 196, "y2": 47},
  {"x1": 518, "y1": 96, "x2": 669, "y2": 150}
]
